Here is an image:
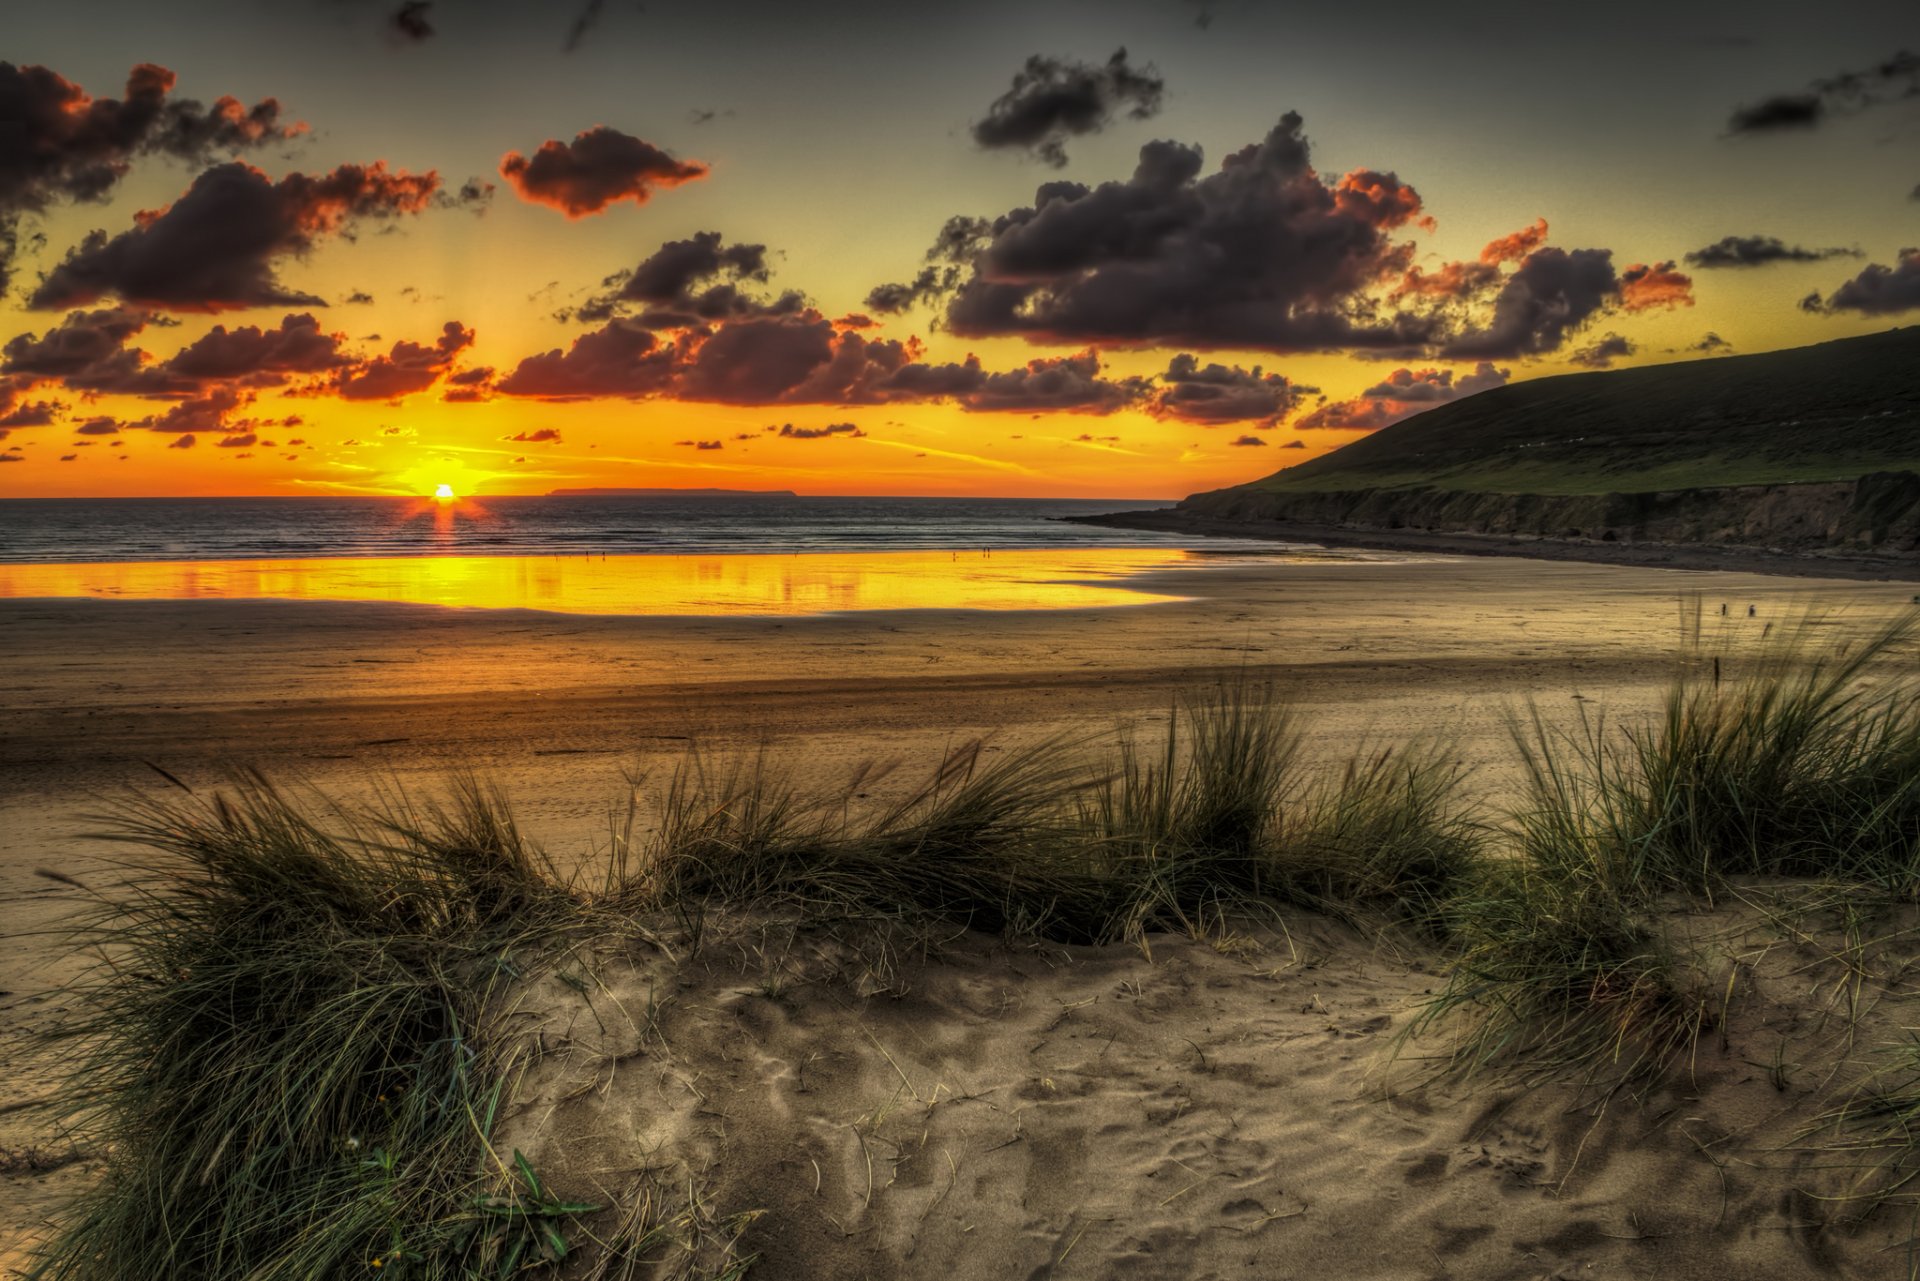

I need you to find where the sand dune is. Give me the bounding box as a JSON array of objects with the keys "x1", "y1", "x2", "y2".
[{"x1": 501, "y1": 900, "x2": 1918, "y2": 1280}]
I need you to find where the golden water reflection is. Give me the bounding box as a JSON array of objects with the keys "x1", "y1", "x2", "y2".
[{"x1": 0, "y1": 548, "x2": 1213, "y2": 616}]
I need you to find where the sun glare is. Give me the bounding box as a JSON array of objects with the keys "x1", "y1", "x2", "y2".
[{"x1": 433, "y1": 483, "x2": 456, "y2": 501}]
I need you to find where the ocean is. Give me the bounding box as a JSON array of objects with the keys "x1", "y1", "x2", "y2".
[{"x1": 0, "y1": 495, "x2": 1191, "y2": 563}]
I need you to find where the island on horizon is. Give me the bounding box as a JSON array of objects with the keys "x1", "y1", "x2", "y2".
[{"x1": 546, "y1": 486, "x2": 801, "y2": 498}]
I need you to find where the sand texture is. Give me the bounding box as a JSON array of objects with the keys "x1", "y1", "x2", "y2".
[
  {"x1": 499, "y1": 902, "x2": 1920, "y2": 1280},
  {"x1": 4, "y1": 551, "x2": 1919, "y2": 1277}
]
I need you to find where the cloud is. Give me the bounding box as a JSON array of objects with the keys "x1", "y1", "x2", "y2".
[
  {"x1": 504, "y1": 427, "x2": 563, "y2": 443},
  {"x1": 0, "y1": 398, "x2": 59, "y2": 427},
  {"x1": 73, "y1": 418, "x2": 119, "y2": 434},
  {"x1": 29, "y1": 160, "x2": 462, "y2": 313},
  {"x1": 159, "y1": 312, "x2": 352, "y2": 382},
  {"x1": 1228, "y1": 435, "x2": 1267, "y2": 447},
  {"x1": 1619, "y1": 261, "x2": 1695, "y2": 311},
  {"x1": 166, "y1": 433, "x2": 194, "y2": 448},
  {"x1": 1440, "y1": 249, "x2": 1627, "y2": 359},
  {"x1": 391, "y1": 1, "x2": 433, "y2": 39},
  {"x1": 972, "y1": 49, "x2": 1165, "y2": 169},
  {"x1": 1726, "y1": 50, "x2": 1920, "y2": 135},
  {"x1": 1569, "y1": 333, "x2": 1636, "y2": 368},
  {"x1": 496, "y1": 319, "x2": 677, "y2": 399},
  {"x1": 776, "y1": 422, "x2": 864, "y2": 439},
  {"x1": 572, "y1": 231, "x2": 797, "y2": 327},
  {"x1": 1690, "y1": 331, "x2": 1732, "y2": 352},
  {"x1": 132, "y1": 386, "x2": 250, "y2": 433},
  {"x1": 441, "y1": 364, "x2": 495, "y2": 402},
  {"x1": 215, "y1": 431, "x2": 257, "y2": 447},
  {"x1": 504, "y1": 237, "x2": 1173, "y2": 413},
  {"x1": 1296, "y1": 362, "x2": 1509, "y2": 432},
  {"x1": 904, "y1": 115, "x2": 1443, "y2": 354},
  {"x1": 941, "y1": 350, "x2": 1147, "y2": 414},
  {"x1": 675, "y1": 439, "x2": 724, "y2": 450},
  {"x1": 1684, "y1": 235, "x2": 1862, "y2": 268},
  {"x1": 1146, "y1": 354, "x2": 1303, "y2": 423},
  {"x1": 0, "y1": 61, "x2": 304, "y2": 294},
  {"x1": 1479, "y1": 218, "x2": 1549, "y2": 265},
  {"x1": 1801, "y1": 249, "x2": 1920, "y2": 315},
  {"x1": 330, "y1": 321, "x2": 474, "y2": 399},
  {"x1": 0, "y1": 305, "x2": 189, "y2": 393},
  {"x1": 500, "y1": 126, "x2": 707, "y2": 217}
]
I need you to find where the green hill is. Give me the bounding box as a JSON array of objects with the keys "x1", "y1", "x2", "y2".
[{"x1": 1244, "y1": 327, "x2": 1920, "y2": 497}]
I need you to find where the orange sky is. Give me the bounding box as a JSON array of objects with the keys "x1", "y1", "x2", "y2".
[{"x1": 1, "y1": 4, "x2": 1913, "y2": 500}]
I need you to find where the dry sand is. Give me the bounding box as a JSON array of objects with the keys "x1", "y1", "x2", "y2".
[{"x1": 3, "y1": 550, "x2": 1916, "y2": 1277}]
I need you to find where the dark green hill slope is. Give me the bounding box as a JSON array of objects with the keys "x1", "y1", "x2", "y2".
[{"x1": 1245, "y1": 327, "x2": 1920, "y2": 496}]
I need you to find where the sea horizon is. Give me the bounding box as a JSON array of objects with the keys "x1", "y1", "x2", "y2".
[{"x1": 0, "y1": 494, "x2": 1190, "y2": 564}]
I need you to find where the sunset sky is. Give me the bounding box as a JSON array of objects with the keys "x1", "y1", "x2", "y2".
[{"x1": 1, "y1": 0, "x2": 1916, "y2": 499}]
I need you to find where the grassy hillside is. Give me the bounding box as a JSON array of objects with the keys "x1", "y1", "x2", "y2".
[{"x1": 1246, "y1": 327, "x2": 1920, "y2": 496}]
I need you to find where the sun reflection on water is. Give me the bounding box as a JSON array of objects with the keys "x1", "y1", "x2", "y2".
[{"x1": 0, "y1": 548, "x2": 1204, "y2": 616}]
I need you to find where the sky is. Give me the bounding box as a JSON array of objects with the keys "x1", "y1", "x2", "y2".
[{"x1": 0, "y1": 0, "x2": 1915, "y2": 500}]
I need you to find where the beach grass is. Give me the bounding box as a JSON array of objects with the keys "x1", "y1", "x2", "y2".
[{"x1": 25, "y1": 618, "x2": 1920, "y2": 1276}]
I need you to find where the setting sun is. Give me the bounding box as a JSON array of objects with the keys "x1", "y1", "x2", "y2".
[{"x1": 433, "y1": 484, "x2": 456, "y2": 501}]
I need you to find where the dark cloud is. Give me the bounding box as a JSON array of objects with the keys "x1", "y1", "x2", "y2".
[
  {"x1": 675, "y1": 439, "x2": 724, "y2": 450},
  {"x1": 1726, "y1": 50, "x2": 1920, "y2": 134},
  {"x1": 331, "y1": 321, "x2": 474, "y2": 399},
  {"x1": 1727, "y1": 95, "x2": 1825, "y2": 134},
  {"x1": 972, "y1": 48, "x2": 1165, "y2": 168},
  {"x1": 74, "y1": 418, "x2": 119, "y2": 435},
  {"x1": 889, "y1": 115, "x2": 1441, "y2": 353},
  {"x1": 0, "y1": 61, "x2": 304, "y2": 294},
  {"x1": 1441, "y1": 249, "x2": 1623, "y2": 359},
  {"x1": 1147, "y1": 354, "x2": 1303, "y2": 424},
  {"x1": 563, "y1": 0, "x2": 609, "y2": 52},
  {"x1": 391, "y1": 1, "x2": 433, "y2": 40},
  {"x1": 495, "y1": 319, "x2": 677, "y2": 399},
  {"x1": 1801, "y1": 249, "x2": 1920, "y2": 315},
  {"x1": 0, "y1": 399, "x2": 59, "y2": 427},
  {"x1": 1569, "y1": 333, "x2": 1636, "y2": 368},
  {"x1": 1690, "y1": 332, "x2": 1733, "y2": 353},
  {"x1": 946, "y1": 350, "x2": 1147, "y2": 414},
  {"x1": 345, "y1": 290, "x2": 375, "y2": 304},
  {"x1": 159, "y1": 313, "x2": 352, "y2": 382},
  {"x1": 165, "y1": 433, "x2": 193, "y2": 448},
  {"x1": 505, "y1": 427, "x2": 563, "y2": 443},
  {"x1": 1684, "y1": 235, "x2": 1862, "y2": 268},
  {"x1": 776, "y1": 422, "x2": 864, "y2": 439},
  {"x1": 132, "y1": 386, "x2": 249, "y2": 433},
  {"x1": 1296, "y1": 362, "x2": 1508, "y2": 432},
  {"x1": 500, "y1": 127, "x2": 707, "y2": 218},
  {"x1": 575, "y1": 231, "x2": 795, "y2": 326},
  {"x1": 509, "y1": 234, "x2": 1178, "y2": 413},
  {"x1": 215, "y1": 431, "x2": 257, "y2": 448},
  {"x1": 0, "y1": 305, "x2": 189, "y2": 394},
  {"x1": 30, "y1": 161, "x2": 456, "y2": 313},
  {"x1": 889, "y1": 127, "x2": 1690, "y2": 362},
  {"x1": 1229, "y1": 435, "x2": 1267, "y2": 446},
  {"x1": 442, "y1": 365, "x2": 495, "y2": 401}
]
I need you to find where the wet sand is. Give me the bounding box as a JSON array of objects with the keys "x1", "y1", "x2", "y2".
[{"x1": 3, "y1": 550, "x2": 1914, "y2": 1274}]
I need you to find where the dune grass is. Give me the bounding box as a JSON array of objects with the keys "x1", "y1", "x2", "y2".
[
  {"x1": 27, "y1": 776, "x2": 594, "y2": 1281},
  {"x1": 27, "y1": 618, "x2": 1920, "y2": 1275}
]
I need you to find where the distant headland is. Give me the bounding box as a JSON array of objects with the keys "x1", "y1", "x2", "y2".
[{"x1": 546, "y1": 487, "x2": 800, "y2": 498}]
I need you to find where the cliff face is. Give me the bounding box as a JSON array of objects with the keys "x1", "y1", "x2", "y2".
[{"x1": 1178, "y1": 472, "x2": 1920, "y2": 555}]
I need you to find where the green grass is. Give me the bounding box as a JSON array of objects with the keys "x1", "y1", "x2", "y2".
[{"x1": 1238, "y1": 325, "x2": 1920, "y2": 497}]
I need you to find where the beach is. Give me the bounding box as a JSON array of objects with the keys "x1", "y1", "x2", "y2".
[{"x1": 4, "y1": 549, "x2": 1917, "y2": 1277}]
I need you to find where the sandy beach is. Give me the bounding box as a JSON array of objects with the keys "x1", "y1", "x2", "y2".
[{"x1": 5, "y1": 549, "x2": 1917, "y2": 1277}]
